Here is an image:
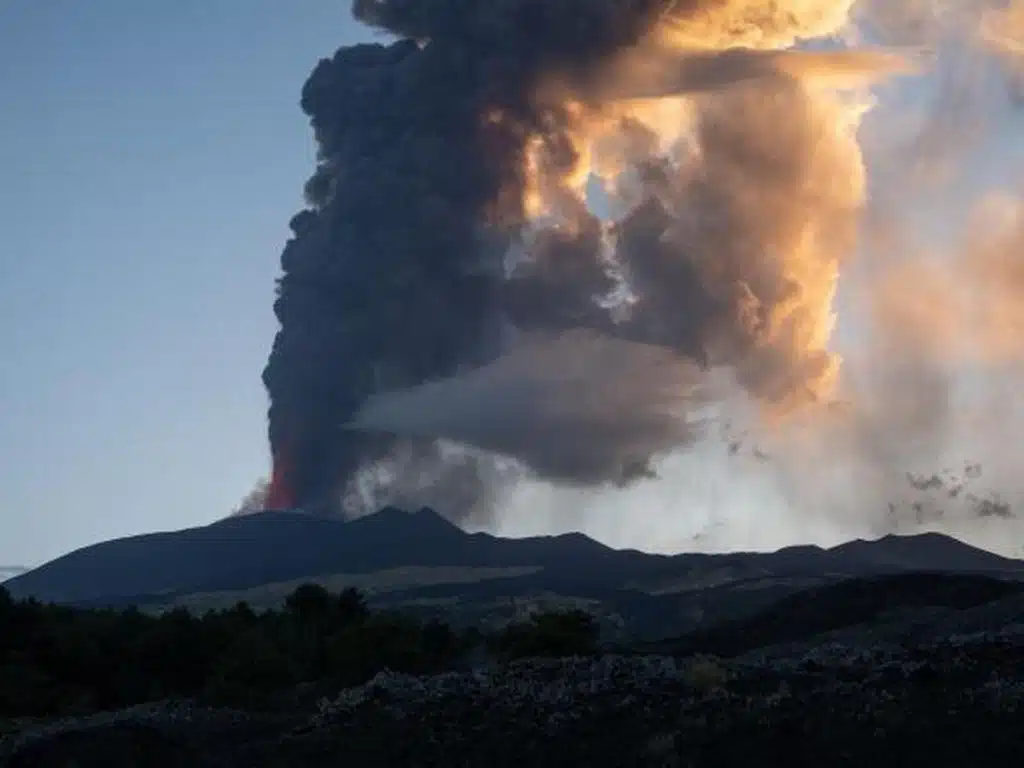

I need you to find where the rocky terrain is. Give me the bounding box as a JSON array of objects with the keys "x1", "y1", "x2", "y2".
[
  {"x1": 7, "y1": 512, "x2": 1024, "y2": 765},
  {"x1": 5, "y1": 589, "x2": 1024, "y2": 767}
]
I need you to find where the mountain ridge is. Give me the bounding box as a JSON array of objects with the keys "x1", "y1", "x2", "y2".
[
  {"x1": 0, "y1": 565, "x2": 28, "y2": 583},
  {"x1": 7, "y1": 507, "x2": 1023, "y2": 611}
]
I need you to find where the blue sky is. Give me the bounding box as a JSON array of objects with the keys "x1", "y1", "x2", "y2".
[{"x1": 0, "y1": 2, "x2": 374, "y2": 565}]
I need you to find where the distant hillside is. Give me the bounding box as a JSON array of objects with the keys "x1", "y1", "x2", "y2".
[
  {"x1": 647, "y1": 571, "x2": 1024, "y2": 657},
  {"x1": 6, "y1": 507, "x2": 1024, "y2": 640}
]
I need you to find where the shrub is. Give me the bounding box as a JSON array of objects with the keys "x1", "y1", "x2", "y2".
[{"x1": 489, "y1": 609, "x2": 600, "y2": 661}]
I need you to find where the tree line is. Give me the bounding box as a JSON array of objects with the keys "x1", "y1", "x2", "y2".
[{"x1": 0, "y1": 584, "x2": 599, "y2": 719}]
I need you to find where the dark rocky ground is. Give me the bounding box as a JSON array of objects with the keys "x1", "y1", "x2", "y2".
[{"x1": 4, "y1": 591, "x2": 1024, "y2": 768}]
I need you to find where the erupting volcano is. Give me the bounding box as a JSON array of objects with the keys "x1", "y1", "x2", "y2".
[
  {"x1": 260, "y1": 0, "x2": 1024, "y2": 530},
  {"x1": 266, "y1": 451, "x2": 295, "y2": 511}
]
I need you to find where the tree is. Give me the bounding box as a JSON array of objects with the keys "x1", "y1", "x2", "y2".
[
  {"x1": 228, "y1": 600, "x2": 256, "y2": 622},
  {"x1": 420, "y1": 619, "x2": 459, "y2": 667},
  {"x1": 325, "y1": 612, "x2": 427, "y2": 686},
  {"x1": 489, "y1": 609, "x2": 600, "y2": 660},
  {"x1": 285, "y1": 583, "x2": 333, "y2": 626},
  {"x1": 334, "y1": 587, "x2": 369, "y2": 628},
  {"x1": 205, "y1": 625, "x2": 298, "y2": 708},
  {"x1": 0, "y1": 581, "x2": 472, "y2": 718},
  {"x1": 284, "y1": 584, "x2": 370, "y2": 679},
  {"x1": 0, "y1": 586, "x2": 13, "y2": 649}
]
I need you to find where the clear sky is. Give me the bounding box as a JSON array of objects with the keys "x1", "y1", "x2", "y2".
[{"x1": 0, "y1": 1, "x2": 374, "y2": 566}]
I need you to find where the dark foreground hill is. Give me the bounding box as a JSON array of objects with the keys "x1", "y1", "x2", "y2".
[
  {"x1": 8, "y1": 507, "x2": 1024, "y2": 641},
  {"x1": 4, "y1": 571, "x2": 1024, "y2": 767}
]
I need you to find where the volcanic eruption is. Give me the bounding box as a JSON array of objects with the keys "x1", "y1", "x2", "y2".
[
  {"x1": 261, "y1": 0, "x2": 1024, "y2": 530},
  {"x1": 266, "y1": 449, "x2": 295, "y2": 511}
]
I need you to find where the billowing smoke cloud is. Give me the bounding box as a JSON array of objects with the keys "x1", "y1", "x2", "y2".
[
  {"x1": 264, "y1": 0, "x2": 673, "y2": 514},
  {"x1": 264, "y1": 0, "x2": 903, "y2": 516},
  {"x1": 263, "y1": 0, "x2": 1024, "y2": 539},
  {"x1": 349, "y1": 69, "x2": 875, "y2": 483}
]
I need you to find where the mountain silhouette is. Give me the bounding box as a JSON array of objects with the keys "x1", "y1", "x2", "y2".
[
  {"x1": 6, "y1": 507, "x2": 1023, "y2": 610},
  {"x1": 0, "y1": 565, "x2": 28, "y2": 583}
]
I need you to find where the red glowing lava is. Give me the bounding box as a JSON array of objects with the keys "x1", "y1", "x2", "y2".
[{"x1": 266, "y1": 452, "x2": 295, "y2": 510}]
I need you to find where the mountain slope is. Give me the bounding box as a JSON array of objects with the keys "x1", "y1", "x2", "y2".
[
  {"x1": 3, "y1": 508, "x2": 619, "y2": 604},
  {"x1": 0, "y1": 566, "x2": 27, "y2": 583},
  {"x1": 7, "y1": 507, "x2": 1024, "y2": 613}
]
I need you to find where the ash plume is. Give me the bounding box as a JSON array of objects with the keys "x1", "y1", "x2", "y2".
[
  {"x1": 350, "y1": 69, "x2": 875, "y2": 482},
  {"x1": 264, "y1": 0, "x2": 909, "y2": 519},
  {"x1": 263, "y1": 0, "x2": 1023, "y2": 538},
  {"x1": 264, "y1": 0, "x2": 673, "y2": 514}
]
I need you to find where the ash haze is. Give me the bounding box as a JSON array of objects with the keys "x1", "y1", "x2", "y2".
[{"x1": 3, "y1": 2, "x2": 1024, "y2": 569}]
